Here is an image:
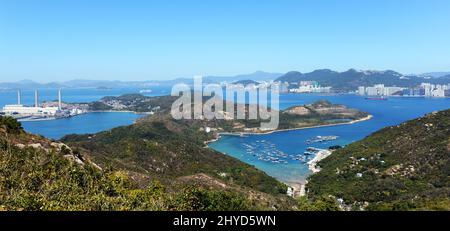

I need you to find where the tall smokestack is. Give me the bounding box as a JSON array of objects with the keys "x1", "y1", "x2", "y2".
[
  {"x1": 35, "y1": 90, "x2": 39, "y2": 107},
  {"x1": 58, "y1": 88, "x2": 62, "y2": 110},
  {"x1": 17, "y1": 90, "x2": 21, "y2": 105}
]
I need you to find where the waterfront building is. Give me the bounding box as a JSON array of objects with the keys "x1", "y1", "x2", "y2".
[
  {"x1": 359, "y1": 84, "x2": 404, "y2": 96},
  {"x1": 359, "y1": 83, "x2": 448, "y2": 97},
  {"x1": 421, "y1": 83, "x2": 447, "y2": 97},
  {"x1": 2, "y1": 104, "x2": 59, "y2": 115},
  {"x1": 289, "y1": 81, "x2": 331, "y2": 93},
  {"x1": 384, "y1": 86, "x2": 403, "y2": 96},
  {"x1": 272, "y1": 81, "x2": 290, "y2": 93},
  {"x1": 358, "y1": 86, "x2": 365, "y2": 96},
  {"x1": 365, "y1": 84, "x2": 384, "y2": 96},
  {"x1": 2, "y1": 89, "x2": 61, "y2": 116}
]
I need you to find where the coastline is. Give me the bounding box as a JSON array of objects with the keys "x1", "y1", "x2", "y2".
[
  {"x1": 18, "y1": 110, "x2": 148, "y2": 122},
  {"x1": 18, "y1": 113, "x2": 87, "y2": 122},
  {"x1": 216, "y1": 114, "x2": 373, "y2": 137},
  {"x1": 307, "y1": 149, "x2": 333, "y2": 173},
  {"x1": 88, "y1": 110, "x2": 153, "y2": 115},
  {"x1": 206, "y1": 115, "x2": 372, "y2": 197},
  {"x1": 284, "y1": 149, "x2": 333, "y2": 197}
]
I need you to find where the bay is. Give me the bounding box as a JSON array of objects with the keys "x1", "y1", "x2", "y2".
[
  {"x1": 0, "y1": 87, "x2": 170, "y2": 139},
  {"x1": 22, "y1": 112, "x2": 144, "y2": 140},
  {"x1": 2, "y1": 87, "x2": 449, "y2": 185},
  {"x1": 209, "y1": 94, "x2": 450, "y2": 185}
]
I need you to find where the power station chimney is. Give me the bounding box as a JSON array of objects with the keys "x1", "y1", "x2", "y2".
[
  {"x1": 58, "y1": 88, "x2": 62, "y2": 110},
  {"x1": 34, "y1": 90, "x2": 39, "y2": 107},
  {"x1": 17, "y1": 90, "x2": 21, "y2": 105}
]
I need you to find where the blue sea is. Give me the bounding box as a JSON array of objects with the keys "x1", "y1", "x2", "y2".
[
  {"x1": 0, "y1": 87, "x2": 170, "y2": 139},
  {"x1": 1, "y1": 88, "x2": 449, "y2": 184},
  {"x1": 209, "y1": 94, "x2": 450, "y2": 185}
]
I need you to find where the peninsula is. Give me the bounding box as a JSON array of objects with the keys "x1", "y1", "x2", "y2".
[{"x1": 85, "y1": 94, "x2": 371, "y2": 136}]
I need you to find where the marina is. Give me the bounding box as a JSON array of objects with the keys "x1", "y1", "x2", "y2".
[{"x1": 242, "y1": 138, "x2": 334, "y2": 165}]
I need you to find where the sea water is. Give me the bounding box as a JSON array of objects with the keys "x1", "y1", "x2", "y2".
[
  {"x1": 209, "y1": 94, "x2": 450, "y2": 184},
  {"x1": 0, "y1": 87, "x2": 169, "y2": 139},
  {"x1": 1, "y1": 88, "x2": 449, "y2": 183}
]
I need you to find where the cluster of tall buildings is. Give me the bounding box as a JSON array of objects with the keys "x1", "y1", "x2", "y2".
[
  {"x1": 289, "y1": 81, "x2": 331, "y2": 93},
  {"x1": 358, "y1": 84, "x2": 403, "y2": 96},
  {"x1": 358, "y1": 83, "x2": 449, "y2": 97},
  {"x1": 420, "y1": 83, "x2": 448, "y2": 97}
]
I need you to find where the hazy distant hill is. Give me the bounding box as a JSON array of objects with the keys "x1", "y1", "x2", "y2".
[
  {"x1": 0, "y1": 79, "x2": 66, "y2": 89},
  {"x1": 419, "y1": 72, "x2": 450, "y2": 78},
  {"x1": 0, "y1": 71, "x2": 282, "y2": 90},
  {"x1": 307, "y1": 109, "x2": 450, "y2": 211},
  {"x1": 233, "y1": 79, "x2": 260, "y2": 85},
  {"x1": 205, "y1": 71, "x2": 283, "y2": 83},
  {"x1": 3, "y1": 70, "x2": 449, "y2": 91},
  {"x1": 276, "y1": 69, "x2": 450, "y2": 91},
  {"x1": 163, "y1": 71, "x2": 283, "y2": 85}
]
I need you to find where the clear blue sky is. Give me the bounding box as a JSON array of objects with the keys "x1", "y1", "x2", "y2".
[{"x1": 1, "y1": 0, "x2": 450, "y2": 82}]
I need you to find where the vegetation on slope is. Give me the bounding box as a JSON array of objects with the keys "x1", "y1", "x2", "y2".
[
  {"x1": 62, "y1": 114, "x2": 289, "y2": 196},
  {"x1": 307, "y1": 109, "x2": 450, "y2": 211},
  {"x1": 87, "y1": 94, "x2": 369, "y2": 133},
  {"x1": 0, "y1": 116, "x2": 292, "y2": 211}
]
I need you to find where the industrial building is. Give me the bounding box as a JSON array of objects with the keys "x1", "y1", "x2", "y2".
[{"x1": 2, "y1": 89, "x2": 62, "y2": 116}]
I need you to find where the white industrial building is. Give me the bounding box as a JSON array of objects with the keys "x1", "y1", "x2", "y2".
[{"x1": 2, "y1": 89, "x2": 62, "y2": 116}]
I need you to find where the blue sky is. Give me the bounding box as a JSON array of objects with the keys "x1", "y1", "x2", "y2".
[{"x1": 1, "y1": 0, "x2": 450, "y2": 82}]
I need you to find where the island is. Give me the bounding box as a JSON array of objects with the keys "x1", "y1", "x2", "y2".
[{"x1": 85, "y1": 94, "x2": 371, "y2": 136}]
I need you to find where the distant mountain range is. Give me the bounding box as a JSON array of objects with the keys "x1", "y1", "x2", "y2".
[
  {"x1": 0, "y1": 71, "x2": 283, "y2": 90},
  {"x1": 161, "y1": 71, "x2": 283, "y2": 85},
  {"x1": 1, "y1": 69, "x2": 449, "y2": 91},
  {"x1": 419, "y1": 72, "x2": 450, "y2": 78},
  {"x1": 275, "y1": 69, "x2": 450, "y2": 91}
]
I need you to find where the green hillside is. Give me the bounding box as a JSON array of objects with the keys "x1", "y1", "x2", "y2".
[
  {"x1": 61, "y1": 114, "x2": 288, "y2": 196},
  {"x1": 307, "y1": 109, "x2": 450, "y2": 211},
  {"x1": 0, "y1": 116, "x2": 294, "y2": 211}
]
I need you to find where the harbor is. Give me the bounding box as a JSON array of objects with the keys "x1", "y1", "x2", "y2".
[
  {"x1": 209, "y1": 92, "x2": 450, "y2": 189},
  {"x1": 241, "y1": 136, "x2": 338, "y2": 165}
]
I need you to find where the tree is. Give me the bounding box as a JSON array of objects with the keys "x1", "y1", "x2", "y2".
[{"x1": 0, "y1": 116, "x2": 23, "y2": 133}]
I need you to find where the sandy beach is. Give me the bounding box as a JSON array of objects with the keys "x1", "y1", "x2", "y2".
[
  {"x1": 307, "y1": 149, "x2": 333, "y2": 173},
  {"x1": 217, "y1": 114, "x2": 373, "y2": 136}
]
